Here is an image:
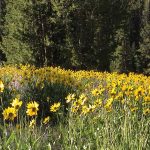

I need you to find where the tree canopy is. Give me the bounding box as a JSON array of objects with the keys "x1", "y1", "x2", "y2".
[{"x1": 0, "y1": 0, "x2": 149, "y2": 74}]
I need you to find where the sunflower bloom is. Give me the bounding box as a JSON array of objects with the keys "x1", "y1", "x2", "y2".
[
  {"x1": 94, "y1": 99, "x2": 102, "y2": 107},
  {"x1": 71, "y1": 105, "x2": 79, "y2": 113},
  {"x1": 2, "y1": 107, "x2": 17, "y2": 121},
  {"x1": 11, "y1": 98, "x2": 22, "y2": 110},
  {"x1": 134, "y1": 86, "x2": 144, "y2": 99},
  {"x1": 143, "y1": 108, "x2": 150, "y2": 115},
  {"x1": 89, "y1": 104, "x2": 97, "y2": 112},
  {"x1": 81, "y1": 105, "x2": 90, "y2": 115},
  {"x1": 43, "y1": 116, "x2": 50, "y2": 125},
  {"x1": 91, "y1": 89, "x2": 100, "y2": 96},
  {"x1": 66, "y1": 93, "x2": 76, "y2": 103},
  {"x1": 26, "y1": 101, "x2": 39, "y2": 116},
  {"x1": 130, "y1": 107, "x2": 138, "y2": 112},
  {"x1": 50, "y1": 102, "x2": 61, "y2": 112},
  {"x1": 29, "y1": 119, "x2": 36, "y2": 128},
  {"x1": 104, "y1": 98, "x2": 113, "y2": 110},
  {"x1": 0, "y1": 80, "x2": 4, "y2": 92}
]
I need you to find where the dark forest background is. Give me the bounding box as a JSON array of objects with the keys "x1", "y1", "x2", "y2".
[{"x1": 0, "y1": 0, "x2": 149, "y2": 74}]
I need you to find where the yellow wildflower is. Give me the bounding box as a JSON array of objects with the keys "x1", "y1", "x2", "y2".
[
  {"x1": 2, "y1": 107, "x2": 17, "y2": 121},
  {"x1": 76, "y1": 93, "x2": 87, "y2": 106},
  {"x1": 79, "y1": 93, "x2": 87, "y2": 101},
  {"x1": 94, "y1": 99, "x2": 102, "y2": 107},
  {"x1": 144, "y1": 96, "x2": 150, "y2": 102},
  {"x1": 26, "y1": 101, "x2": 39, "y2": 116},
  {"x1": 11, "y1": 98, "x2": 22, "y2": 110},
  {"x1": 111, "y1": 88, "x2": 117, "y2": 97},
  {"x1": 0, "y1": 80, "x2": 4, "y2": 92},
  {"x1": 91, "y1": 89, "x2": 100, "y2": 96},
  {"x1": 76, "y1": 98, "x2": 86, "y2": 106},
  {"x1": 50, "y1": 102, "x2": 61, "y2": 112},
  {"x1": 71, "y1": 105, "x2": 79, "y2": 113},
  {"x1": 66, "y1": 93, "x2": 76, "y2": 103},
  {"x1": 81, "y1": 105, "x2": 90, "y2": 115},
  {"x1": 104, "y1": 98, "x2": 113, "y2": 109},
  {"x1": 130, "y1": 107, "x2": 138, "y2": 112},
  {"x1": 29, "y1": 119, "x2": 36, "y2": 128},
  {"x1": 115, "y1": 92, "x2": 123, "y2": 100},
  {"x1": 122, "y1": 85, "x2": 128, "y2": 92},
  {"x1": 134, "y1": 86, "x2": 144, "y2": 98},
  {"x1": 143, "y1": 108, "x2": 150, "y2": 115},
  {"x1": 43, "y1": 116, "x2": 50, "y2": 125},
  {"x1": 89, "y1": 104, "x2": 97, "y2": 112}
]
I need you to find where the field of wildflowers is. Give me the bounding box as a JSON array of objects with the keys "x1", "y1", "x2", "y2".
[{"x1": 0, "y1": 65, "x2": 149, "y2": 149}]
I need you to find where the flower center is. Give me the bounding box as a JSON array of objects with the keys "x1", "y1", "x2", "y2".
[
  {"x1": 32, "y1": 107, "x2": 36, "y2": 112},
  {"x1": 8, "y1": 113, "x2": 13, "y2": 118}
]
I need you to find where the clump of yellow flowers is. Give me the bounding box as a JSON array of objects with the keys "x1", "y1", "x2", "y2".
[
  {"x1": 0, "y1": 65, "x2": 149, "y2": 128},
  {"x1": 3, "y1": 98, "x2": 22, "y2": 121}
]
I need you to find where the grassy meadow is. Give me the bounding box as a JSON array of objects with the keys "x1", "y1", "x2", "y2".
[{"x1": 0, "y1": 65, "x2": 149, "y2": 150}]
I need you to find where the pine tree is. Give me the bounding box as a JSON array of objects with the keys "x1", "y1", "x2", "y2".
[
  {"x1": 0, "y1": 0, "x2": 7, "y2": 64},
  {"x1": 138, "y1": 0, "x2": 150, "y2": 75},
  {"x1": 0, "y1": 0, "x2": 33, "y2": 65},
  {"x1": 111, "y1": 0, "x2": 143, "y2": 73},
  {"x1": 24, "y1": 0, "x2": 76, "y2": 67}
]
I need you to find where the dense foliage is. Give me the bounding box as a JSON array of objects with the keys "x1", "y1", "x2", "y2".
[{"x1": 0, "y1": 0, "x2": 149, "y2": 74}]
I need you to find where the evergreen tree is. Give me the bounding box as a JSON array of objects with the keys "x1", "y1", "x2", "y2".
[
  {"x1": 0, "y1": 0, "x2": 33, "y2": 65},
  {"x1": 70, "y1": 0, "x2": 124, "y2": 71},
  {"x1": 25, "y1": 0, "x2": 76, "y2": 67},
  {"x1": 111, "y1": 0, "x2": 143, "y2": 73},
  {"x1": 0, "y1": 0, "x2": 7, "y2": 64},
  {"x1": 139, "y1": 0, "x2": 150, "y2": 75}
]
